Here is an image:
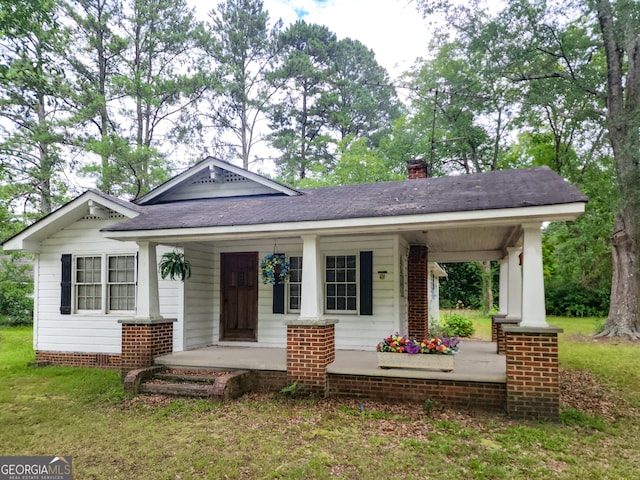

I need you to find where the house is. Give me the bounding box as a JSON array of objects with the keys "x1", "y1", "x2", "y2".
[{"x1": 2, "y1": 157, "x2": 587, "y2": 418}]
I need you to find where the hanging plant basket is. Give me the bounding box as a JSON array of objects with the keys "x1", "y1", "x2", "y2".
[
  {"x1": 260, "y1": 253, "x2": 290, "y2": 285},
  {"x1": 159, "y1": 251, "x2": 192, "y2": 282}
]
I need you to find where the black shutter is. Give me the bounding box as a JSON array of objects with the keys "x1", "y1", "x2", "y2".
[
  {"x1": 360, "y1": 251, "x2": 373, "y2": 315},
  {"x1": 60, "y1": 254, "x2": 72, "y2": 315},
  {"x1": 272, "y1": 282, "x2": 285, "y2": 314},
  {"x1": 272, "y1": 253, "x2": 285, "y2": 314}
]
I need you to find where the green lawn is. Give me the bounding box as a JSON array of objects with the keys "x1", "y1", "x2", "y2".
[{"x1": 1, "y1": 320, "x2": 639, "y2": 479}]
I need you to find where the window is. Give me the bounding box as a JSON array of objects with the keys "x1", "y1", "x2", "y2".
[
  {"x1": 74, "y1": 254, "x2": 136, "y2": 313},
  {"x1": 288, "y1": 256, "x2": 303, "y2": 312},
  {"x1": 108, "y1": 255, "x2": 136, "y2": 311},
  {"x1": 325, "y1": 254, "x2": 357, "y2": 312},
  {"x1": 76, "y1": 256, "x2": 102, "y2": 311}
]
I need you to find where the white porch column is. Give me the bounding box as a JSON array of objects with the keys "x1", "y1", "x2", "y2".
[
  {"x1": 136, "y1": 241, "x2": 162, "y2": 320},
  {"x1": 498, "y1": 257, "x2": 509, "y2": 315},
  {"x1": 520, "y1": 223, "x2": 548, "y2": 327},
  {"x1": 299, "y1": 235, "x2": 323, "y2": 320},
  {"x1": 505, "y1": 246, "x2": 522, "y2": 321}
]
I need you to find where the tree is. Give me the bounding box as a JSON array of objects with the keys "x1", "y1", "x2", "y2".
[
  {"x1": 62, "y1": 0, "x2": 127, "y2": 195},
  {"x1": 298, "y1": 136, "x2": 404, "y2": 188},
  {"x1": 268, "y1": 21, "x2": 337, "y2": 184},
  {"x1": 416, "y1": 0, "x2": 640, "y2": 338},
  {"x1": 114, "y1": 0, "x2": 206, "y2": 198},
  {"x1": 593, "y1": 0, "x2": 640, "y2": 338},
  {"x1": 384, "y1": 40, "x2": 517, "y2": 176},
  {"x1": 327, "y1": 38, "x2": 400, "y2": 147},
  {"x1": 201, "y1": 0, "x2": 281, "y2": 169},
  {"x1": 0, "y1": 0, "x2": 69, "y2": 215}
]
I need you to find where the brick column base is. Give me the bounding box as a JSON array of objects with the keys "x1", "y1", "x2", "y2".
[
  {"x1": 490, "y1": 314, "x2": 507, "y2": 342},
  {"x1": 495, "y1": 317, "x2": 520, "y2": 354},
  {"x1": 285, "y1": 319, "x2": 337, "y2": 395},
  {"x1": 504, "y1": 326, "x2": 563, "y2": 420},
  {"x1": 408, "y1": 245, "x2": 429, "y2": 339},
  {"x1": 119, "y1": 318, "x2": 176, "y2": 375}
]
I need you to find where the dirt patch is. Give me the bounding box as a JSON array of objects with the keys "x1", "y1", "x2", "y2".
[
  {"x1": 560, "y1": 368, "x2": 638, "y2": 421},
  {"x1": 564, "y1": 334, "x2": 640, "y2": 345}
]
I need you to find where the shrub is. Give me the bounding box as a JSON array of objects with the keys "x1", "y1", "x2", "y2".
[
  {"x1": 0, "y1": 256, "x2": 33, "y2": 326},
  {"x1": 545, "y1": 280, "x2": 609, "y2": 317},
  {"x1": 441, "y1": 312, "x2": 475, "y2": 338}
]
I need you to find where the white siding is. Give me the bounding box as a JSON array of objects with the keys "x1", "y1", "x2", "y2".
[
  {"x1": 320, "y1": 235, "x2": 397, "y2": 350},
  {"x1": 160, "y1": 179, "x2": 277, "y2": 202},
  {"x1": 398, "y1": 236, "x2": 410, "y2": 335},
  {"x1": 186, "y1": 235, "x2": 401, "y2": 351},
  {"x1": 36, "y1": 218, "x2": 182, "y2": 354},
  {"x1": 183, "y1": 243, "x2": 215, "y2": 349},
  {"x1": 157, "y1": 245, "x2": 184, "y2": 351},
  {"x1": 210, "y1": 238, "x2": 303, "y2": 348}
]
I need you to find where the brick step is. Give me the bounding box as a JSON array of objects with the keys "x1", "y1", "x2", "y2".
[
  {"x1": 140, "y1": 381, "x2": 222, "y2": 398},
  {"x1": 124, "y1": 366, "x2": 256, "y2": 402},
  {"x1": 152, "y1": 372, "x2": 219, "y2": 384}
]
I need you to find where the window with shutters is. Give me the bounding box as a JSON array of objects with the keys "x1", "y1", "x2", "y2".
[
  {"x1": 74, "y1": 254, "x2": 136, "y2": 313},
  {"x1": 76, "y1": 256, "x2": 102, "y2": 311},
  {"x1": 325, "y1": 254, "x2": 358, "y2": 313}
]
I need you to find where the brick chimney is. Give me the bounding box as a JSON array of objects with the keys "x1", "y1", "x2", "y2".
[{"x1": 407, "y1": 159, "x2": 428, "y2": 179}]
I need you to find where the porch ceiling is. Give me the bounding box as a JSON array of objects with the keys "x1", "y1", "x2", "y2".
[{"x1": 402, "y1": 224, "x2": 521, "y2": 262}]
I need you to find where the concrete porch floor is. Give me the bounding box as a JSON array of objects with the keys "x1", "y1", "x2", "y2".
[{"x1": 154, "y1": 340, "x2": 506, "y2": 383}]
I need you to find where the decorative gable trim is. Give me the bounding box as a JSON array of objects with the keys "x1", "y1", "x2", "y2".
[
  {"x1": 135, "y1": 157, "x2": 300, "y2": 205},
  {"x1": 1, "y1": 190, "x2": 139, "y2": 253}
]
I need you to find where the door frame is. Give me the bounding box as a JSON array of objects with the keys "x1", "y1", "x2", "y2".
[{"x1": 219, "y1": 251, "x2": 259, "y2": 341}]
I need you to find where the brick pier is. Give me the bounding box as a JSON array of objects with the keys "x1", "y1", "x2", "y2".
[
  {"x1": 285, "y1": 319, "x2": 337, "y2": 395},
  {"x1": 503, "y1": 326, "x2": 563, "y2": 419}
]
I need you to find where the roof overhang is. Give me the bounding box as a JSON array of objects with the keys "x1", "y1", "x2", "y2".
[
  {"x1": 102, "y1": 201, "x2": 585, "y2": 248},
  {"x1": 2, "y1": 191, "x2": 139, "y2": 253}
]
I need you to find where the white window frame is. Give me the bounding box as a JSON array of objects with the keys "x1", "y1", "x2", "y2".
[
  {"x1": 73, "y1": 253, "x2": 137, "y2": 314},
  {"x1": 287, "y1": 255, "x2": 303, "y2": 313},
  {"x1": 324, "y1": 253, "x2": 359, "y2": 314}
]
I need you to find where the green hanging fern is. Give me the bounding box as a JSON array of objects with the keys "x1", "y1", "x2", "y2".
[{"x1": 159, "y1": 251, "x2": 192, "y2": 282}]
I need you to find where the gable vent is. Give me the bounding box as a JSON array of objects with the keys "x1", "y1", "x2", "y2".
[{"x1": 190, "y1": 169, "x2": 248, "y2": 185}]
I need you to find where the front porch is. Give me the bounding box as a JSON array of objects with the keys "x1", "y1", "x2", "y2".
[
  {"x1": 150, "y1": 341, "x2": 508, "y2": 412},
  {"x1": 153, "y1": 340, "x2": 506, "y2": 384}
]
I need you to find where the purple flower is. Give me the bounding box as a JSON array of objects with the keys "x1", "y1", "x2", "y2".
[{"x1": 405, "y1": 339, "x2": 421, "y2": 354}]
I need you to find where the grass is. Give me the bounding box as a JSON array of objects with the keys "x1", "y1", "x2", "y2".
[{"x1": 1, "y1": 319, "x2": 640, "y2": 479}]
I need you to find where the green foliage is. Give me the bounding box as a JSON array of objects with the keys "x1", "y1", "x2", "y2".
[
  {"x1": 559, "y1": 408, "x2": 608, "y2": 432},
  {"x1": 0, "y1": 256, "x2": 33, "y2": 325},
  {"x1": 298, "y1": 136, "x2": 404, "y2": 188},
  {"x1": 439, "y1": 262, "x2": 496, "y2": 309},
  {"x1": 158, "y1": 251, "x2": 192, "y2": 282},
  {"x1": 440, "y1": 312, "x2": 475, "y2": 338},
  {"x1": 545, "y1": 279, "x2": 609, "y2": 317},
  {"x1": 268, "y1": 21, "x2": 399, "y2": 185},
  {"x1": 279, "y1": 380, "x2": 298, "y2": 395}
]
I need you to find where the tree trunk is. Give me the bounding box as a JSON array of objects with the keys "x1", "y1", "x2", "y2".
[
  {"x1": 597, "y1": 213, "x2": 640, "y2": 339},
  {"x1": 594, "y1": 0, "x2": 640, "y2": 339},
  {"x1": 479, "y1": 260, "x2": 493, "y2": 314}
]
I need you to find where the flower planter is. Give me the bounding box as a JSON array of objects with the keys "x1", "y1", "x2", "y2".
[{"x1": 377, "y1": 352, "x2": 455, "y2": 372}]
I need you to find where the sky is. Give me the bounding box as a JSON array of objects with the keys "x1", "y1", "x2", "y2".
[{"x1": 189, "y1": 0, "x2": 434, "y2": 81}]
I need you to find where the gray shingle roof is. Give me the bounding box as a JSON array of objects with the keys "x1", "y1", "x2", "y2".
[{"x1": 102, "y1": 167, "x2": 587, "y2": 232}]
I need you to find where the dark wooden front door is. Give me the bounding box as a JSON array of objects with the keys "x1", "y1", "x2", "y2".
[{"x1": 220, "y1": 252, "x2": 258, "y2": 341}]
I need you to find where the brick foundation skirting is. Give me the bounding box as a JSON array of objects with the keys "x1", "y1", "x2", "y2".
[
  {"x1": 248, "y1": 370, "x2": 506, "y2": 412},
  {"x1": 35, "y1": 351, "x2": 121, "y2": 369},
  {"x1": 327, "y1": 374, "x2": 506, "y2": 412}
]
